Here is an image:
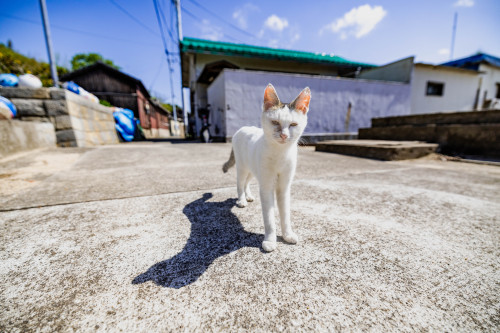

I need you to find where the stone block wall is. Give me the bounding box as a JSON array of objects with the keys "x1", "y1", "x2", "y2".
[{"x1": 0, "y1": 87, "x2": 119, "y2": 147}]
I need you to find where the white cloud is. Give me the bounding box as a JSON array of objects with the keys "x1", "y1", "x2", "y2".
[
  {"x1": 198, "y1": 19, "x2": 223, "y2": 41},
  {"x1": 454, "y1": 0, "x2": 474, "y2": 7},
  {"x1": 291, "y1": 33, "x2": 300, "y2": 44},
  {"x1": 321, "y1": 4, "x2": 387, "y2": 39},
  {"x1": 264, "y1": 14, "x2": 289, "y2": 32},
  {"x1": 438, "y1": 48, "x2": 450, "y2": 56},
  {"x1": 232, "y1": 3, "x2": 259, "y2": 29}
]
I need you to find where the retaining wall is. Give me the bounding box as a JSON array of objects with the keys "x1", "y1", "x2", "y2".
[
  {"x1": 0, "y1": 120, "x2": 56, "y2": 159},
  {"x1": 0, "y1": 87, "x2": 119, "y2": 147}
]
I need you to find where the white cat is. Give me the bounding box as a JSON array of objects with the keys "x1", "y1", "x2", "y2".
[{"x1": 223, "y1": 84, "x2": 311, "y2": 252}]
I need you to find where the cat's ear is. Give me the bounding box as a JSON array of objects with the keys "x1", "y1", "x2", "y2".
[
  {"x1": 263, "y1": 83, "x2": 281, "y2": 112},
  {"x1": 290, "y1": 87, "x2": 311, "y2": 114}
]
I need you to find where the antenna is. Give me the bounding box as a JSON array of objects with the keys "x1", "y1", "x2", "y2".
[{"x1": 450, "y1": 12, "x2": 457, "y2": 60}]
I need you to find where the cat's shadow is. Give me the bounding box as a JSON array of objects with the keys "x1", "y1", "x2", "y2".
[{"x1": 132, "y1": 192, "x2": 263, "y2": 289}]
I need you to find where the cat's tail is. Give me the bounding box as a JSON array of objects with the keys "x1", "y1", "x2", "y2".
[{"x1": 222, "y1": 149, "x2": 235, "y2": 173}]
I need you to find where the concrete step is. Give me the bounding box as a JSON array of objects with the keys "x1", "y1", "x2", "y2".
[
  {"x1": 371, "y1": 109, "x2": 500, "y2": 128},
  {"x1": 315, "y1": 140, "x2": 438, "y2": 161},
  {"x1": 359, "y1": 124, "x2": 500, "y2": 157}
]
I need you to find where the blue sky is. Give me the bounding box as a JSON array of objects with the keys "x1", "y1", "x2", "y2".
[{"x1": 1, "y1": 0, "x2": 499, "y2": 107}]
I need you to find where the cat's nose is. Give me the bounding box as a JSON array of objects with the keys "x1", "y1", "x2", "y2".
[{"x1": 280, "y1": 133, "x2": 288, "y2": 140}]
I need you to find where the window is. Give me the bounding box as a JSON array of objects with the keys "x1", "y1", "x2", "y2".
[
  {"x1": 426, "y1": 81, "x2": 444, "y2": 96},
  {"x1": 496, "y1": 83, "x2": 500, "y2": 99}
]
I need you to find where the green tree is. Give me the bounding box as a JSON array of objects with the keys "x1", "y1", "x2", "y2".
[{"x1": 70, "y1": 53, "x2": 120, "y2": 71}]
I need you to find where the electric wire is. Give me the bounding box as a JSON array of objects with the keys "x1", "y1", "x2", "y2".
[
  {"x1": 153, "y1": 0, "x2": 177, "y2": 118},
  {"x1": 187, "y1": 0, "x2": 259, "y2": 40},
  {"x1": 0, "y1": 13, "x2": 162, "y2": 47},
  {"x1": 108, "y1": 0, "x2": 161, "y2": 38},
  {"x1": 180, "y1": 6, "x2": 246, "y2": 43}
]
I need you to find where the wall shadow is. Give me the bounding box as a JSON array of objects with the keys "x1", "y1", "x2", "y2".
[{"x1": 132, "y1": 193, "x2": 263, "y2": 289}]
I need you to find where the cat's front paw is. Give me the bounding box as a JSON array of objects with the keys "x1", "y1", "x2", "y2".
[
  {"x1": 283, "y1": 231, "x2": 299, "y2": 244},
  {"x1": 245, "y1": 194, "x2": 255, "y2": 202},
  {"x1": 236, "y1": 199, "x2": 248, "y2": 208},
  {"x1": 262, "y1": 240, "x2": 277, "y2": 252}
]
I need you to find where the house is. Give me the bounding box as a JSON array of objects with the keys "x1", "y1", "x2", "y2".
[
  {"x1": 180, "y1": 37, "x2": 414, "y2": 141},
  {"x1": 441, "y1": 53, "x2": 500, "y2": 110},
  {"x1": 358, "y1": 53, "x2": 500, "y2": 115},
  {"x1": 61, "y1": 61, "x2": 177, "y2": 138}
]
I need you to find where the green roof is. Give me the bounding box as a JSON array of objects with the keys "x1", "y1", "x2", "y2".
[{"x1": 181, "y1": 37, "x2": 375, "y2": 68}]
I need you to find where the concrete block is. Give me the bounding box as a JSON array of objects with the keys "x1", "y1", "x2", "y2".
[
  {"x1": 57, "y1": 140, "x2": 77, "y2": 148},
  {"x1": 19, "y1": 116, "x2": 50, "y2": 122},
  {"x1": 49, "y1": 88, "x2": 66, "y2": 100},
  {"x1": 56, "y1": 129, "x2": 76, "y2": 143},
  {"x1": 105, "y1": 121, "x2": 116, "y2": 131},
  {"x1": 83, "y1": 119, "x2": 94, "y2": 132},
  {"x1": 11, "y1": 99, "x2": 46, "y2": 117},
  {"x1": 44, "y1": 100, "x2": 68, "y2": 116},
  {"x1": 86, "y1": 109, "x2": 95, "y2": 120},
  {"x1": 70, "y1": 117, "x2": 84, "y2": 131},
  {"x1": 73, "y1": 130, "x2": 86, "y2": 143},
  {"x1": 66, "y1": 101, "x2": 81, "y2": 118},
  {"x1": 80, "y1": 108, "x2": 89, "y2": 119},
  {"x1": 88, "y1": 132, "x2": 101, "y2": 145},
  {"x1": 55, "y1": 115, "x2": 73, "y2": 130},
  {"x1": 96, "y1": 111, "x2": 108, "y2": 120},
  {"x1": 0, "y1": 87, "x2": 50, "y2": 99}
]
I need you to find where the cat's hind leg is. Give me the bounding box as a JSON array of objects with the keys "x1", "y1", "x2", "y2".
[
  {"x1": 244, "y1": 173, "x2": 255, "y2": 202},
  {"x1": 236, "y1": 167, "x2": 249, "y2": 208}
]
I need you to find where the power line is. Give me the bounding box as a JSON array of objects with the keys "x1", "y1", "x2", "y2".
[
  {"x1": 187, "y1": 0, "x2": 259, "y2": 40},
  {"x1": 153, "y1": 0, "x2": 177, "y2": 123},
  {"x1": 149, "y1": 57, "x2": 165, "y2": 91},
  {"x1": 181, "y1": 6, "x2": 246, "y2": 44},
  {"x1": 157, "y1": 0, "x2": 178, "y2": 45},
  {"x1": 108, "y1": 0, "x2": 161, "y2": 38},
  {"x1": 0, "y1": 13, "x2": 163, "y2": 47}
]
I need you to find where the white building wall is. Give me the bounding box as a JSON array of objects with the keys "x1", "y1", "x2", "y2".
[
  {"x1": 410, "y1": 65, "x2": 480, "y2": 114},
  {"x1": 210, "y1": 69, "x2": 411, "y2": 138},
  {"x1": 478, "y1": 64, "x2": 500, "y2": 109},
  {"x1": 206, "y1": 73, "x2": 226, "y2": 137}
]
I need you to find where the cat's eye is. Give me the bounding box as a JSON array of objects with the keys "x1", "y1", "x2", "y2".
[
  {"x1": 271, "y1": 120, "x2": 280, "y2": 126},
  {"x1": 290, "y1": 123, "x2": 298, "y2": 127}
]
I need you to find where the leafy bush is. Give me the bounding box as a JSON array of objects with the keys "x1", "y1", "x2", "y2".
[
  {"x1": 99, "y1": 99, "x2": 112, "y2": 107},
  {"x1": 0, "y1": 43, "x2": 68, "y2": 87}
]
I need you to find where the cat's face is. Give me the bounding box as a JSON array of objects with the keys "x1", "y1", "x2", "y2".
[{"x1": 261, "y1": 84, "x2": 310, "y2": 145}]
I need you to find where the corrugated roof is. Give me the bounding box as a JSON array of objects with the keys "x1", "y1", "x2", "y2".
[
  {"x1": 181, "y1": 37, "x2": 375, "y2": 68},
  {"x1": 441, "y1": 53, "x2": 500, "y2": 70}
]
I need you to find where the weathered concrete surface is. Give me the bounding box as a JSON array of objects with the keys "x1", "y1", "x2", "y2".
[
  {"x1": 1, "y1": 143, "x2": 499, "y2": 331},
  {"x1": 0, "y1": 120, "x2": 56, "y2": 159}
]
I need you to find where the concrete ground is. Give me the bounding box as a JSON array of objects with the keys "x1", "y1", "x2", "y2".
[{"x1": 1, "y1": 142, "x2": 499, "y2": 331}]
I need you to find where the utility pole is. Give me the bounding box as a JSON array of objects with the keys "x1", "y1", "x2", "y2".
[
  {"x1": 39, "y1": 0, "x2": 59, "y2": 87},
  {"x1": 174, "y1": 0, "x2": 188, "y2": 133},
  {"x1": 450, "y1": 12, "x2": 457, "y2": 60}
]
